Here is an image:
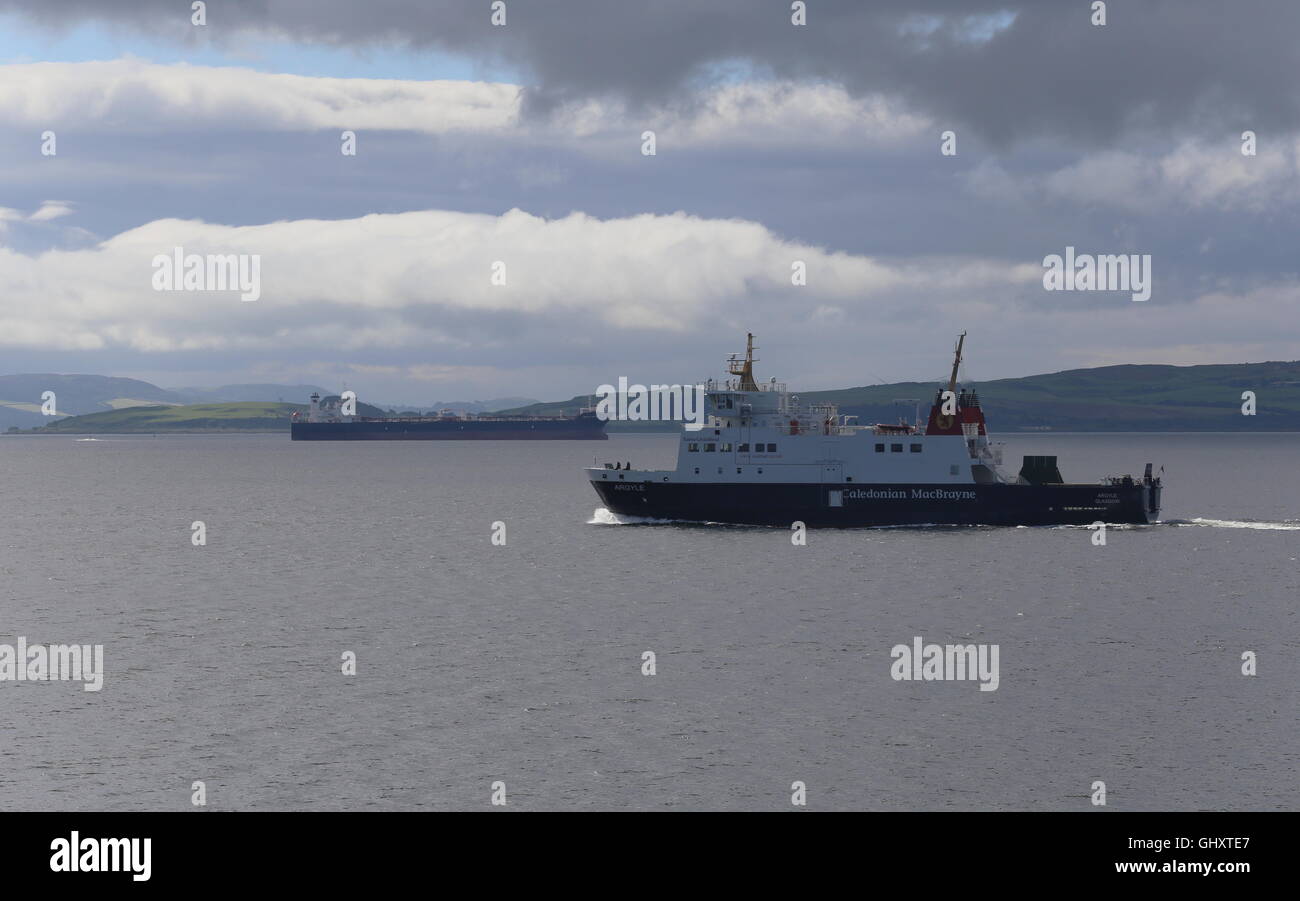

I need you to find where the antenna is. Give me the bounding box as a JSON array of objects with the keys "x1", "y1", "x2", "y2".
[
  {"x1": 946, "y1": 331, "x2": 966, "y2": 394},
  {"x1": 726, "y1": 333, "x2": 760, "y2": 391},
  {"x1": 892, "y1": 397, "x2": 921, "y2": 427}
]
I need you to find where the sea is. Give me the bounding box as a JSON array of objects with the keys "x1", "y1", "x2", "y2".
[{"x1": 0, "y1": 431, "x2": 1295, "y2": 810}]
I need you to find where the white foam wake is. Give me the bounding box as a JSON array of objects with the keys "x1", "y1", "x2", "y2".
[
  {"x1": 1181, "y1": 517, "x2": 1300, "y2": 531},
  {"x1": 588, "y1": 507, "x2": 679, "y2": 525}
]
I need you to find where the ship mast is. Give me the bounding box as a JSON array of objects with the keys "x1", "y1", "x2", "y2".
[
  {"x1": 728, "y1": 333, "x2": 760, "y2": 391},
  {"x1": 946, "y1": 331, "x2": 966, "y2": 395}
]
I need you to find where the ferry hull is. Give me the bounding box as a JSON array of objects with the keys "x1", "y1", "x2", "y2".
[{"x1": 591, "y1": 479, "x2": 1161, "y2": 527}]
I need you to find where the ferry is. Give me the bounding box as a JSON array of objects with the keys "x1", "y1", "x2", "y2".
[{"x1": 587, "y1": 334, "x2": 1162, "y2": 527}]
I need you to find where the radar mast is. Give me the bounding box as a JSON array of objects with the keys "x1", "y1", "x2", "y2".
[{"x1": 727, "y1": 333, "x2": 760, "y2": 392}]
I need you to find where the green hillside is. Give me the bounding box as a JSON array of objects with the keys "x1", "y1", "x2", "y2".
[
  {"x1": 31, "y1": 396, "x2": 396, "y2": 433},
  {"x1": 22, "y1": 360, "x2": 1300, "y2": 433},
  {"x1": 33, "y1": 402, "x2": 303, "y2": 433},
  {"x1": 496, "y1": 360, "x2": 1300, "y2": 432}
]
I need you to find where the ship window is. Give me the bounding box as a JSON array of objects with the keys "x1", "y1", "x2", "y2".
[
  {"x1": 687, "y1": 443, "x2": 698, "y2": 452},
  {"x1": 910, "y1": 444, "x2": 922, "y2": 453},
  {"x1": 950, "y1": 464, "x2": 959, "y2": 475},
  {"x1": 766, "y1": 443, "x2": 777, "y2": 452},
  {"x1": 738, "y1": 443, "x2": 749, "y2": 452},
  {"x1": 705, "y1": 443, "x2": 716, "y2": 452},
  {"x1": 694, "y1": 467, "x2": 700, "y2": 475},
  {"x1": 891, "y1": 443, "x2": 903, "y2": 453},
  {"x1": 721, "y1": 443, "x2": 732, "y2": 452},
  {"x1": 846, "y1": 477, "x2": 853, "y2": 482},
  {"x1": 875, "y1": 443, "x2": 885, "y2": 453},
  {"x1": 757, "y1": 468, "x2": 763, "y2": 474}
]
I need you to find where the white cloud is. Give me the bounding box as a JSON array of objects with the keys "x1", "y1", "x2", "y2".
[
  {"x1": 29, "y1": 200, "x2": 74, "y2": 221},
  {"x1": 0, "y1": 206, "x2": 1033, "y2": 354},
  {"x1": 0, "y1": 59, "x2": 928, "y2": 150},
  {"x1": 0, "y1": 59, "x2": 521, "y2": 134},
  {"x1": 981, "y1": 140, "x2": 1300, "y2": 214},
  {"x1": 1158, "y1": 139, "x2": 1296, "y2": 211},
  {"x1": 0, "y1": 201, "x2": 75, "y2": 236}
]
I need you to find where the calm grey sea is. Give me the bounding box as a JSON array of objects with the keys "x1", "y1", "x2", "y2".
[{"x1": 0, "y1": 432, "x2": 1295, "y2": 811}]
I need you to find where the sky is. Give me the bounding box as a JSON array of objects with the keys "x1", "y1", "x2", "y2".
[{"x1": 1, "y1": 0, "x2": 1297, "y2": 406}]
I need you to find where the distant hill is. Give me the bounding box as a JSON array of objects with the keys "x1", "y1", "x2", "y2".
[
  {"x1": 28, "y1": 398, "x2": 389, "y2": 433},
  {"x1": 0, "y1": 374, "x2": 187, "y2": 430},
  {"x1": 427, "y1": 397, "x2": 541, "y2": 414},
  {"x1": 0, "y1": 376, "x2": 371, "y2": 430},
  {"x1": 494, "y1": 360, "x2": 1300, "y2": 432},
  {"x1": 9, "y1": 361, "x2": 1299, "y2": 434},
  {"x1": 0, "y1": 372, "x2": 538, "y2": 428},
  {"x1": 31, "y1": 402, "x2": 302, "y2": 433},
  {"x1": 168, "y1": 383, "x2": 330, "y2": 404}
]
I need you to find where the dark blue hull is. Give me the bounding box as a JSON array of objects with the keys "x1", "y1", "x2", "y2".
[
  {"x1": 293, "y1": 416, "x2": 607, "y2": 440},
  {"x1": 591, "y1": 479, "x2": 1161, "y2": 527}
]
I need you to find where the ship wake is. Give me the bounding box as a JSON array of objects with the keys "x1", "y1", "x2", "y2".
[
  {"x1": 1172, "y1": 517, "x2": 1300, "y2": 531},
  {"x1": 589, "y1": 507, "x2": 705, "y2": 526}
]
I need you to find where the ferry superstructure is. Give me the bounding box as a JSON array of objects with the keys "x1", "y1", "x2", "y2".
[{"x1": 587, "y1": 334, "x2": 1162, "y2": 527}]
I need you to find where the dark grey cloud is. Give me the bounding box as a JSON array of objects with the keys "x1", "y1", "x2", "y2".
[{"x1": 6, "y1": 0, "x2": 1300, "y2": 144}]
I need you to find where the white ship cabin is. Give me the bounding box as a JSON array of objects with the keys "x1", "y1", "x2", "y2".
[
  {"x1": 592, "y1": 334, "x2": 1008, "y2": 487},
  {"x1": 303, "y1": 391, "x2": 356, "y2": 424}
]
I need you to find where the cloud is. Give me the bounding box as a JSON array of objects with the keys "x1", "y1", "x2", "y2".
[
  {"x1": 4, "y1": 1, "x2": 1299, "y2": 145},
  {"x1": 964, "y1": 139, "x2": 1300, "y2": 216},
  {"x1": 0, "y1": 59, "x2": 928, "y2": 153},
  {"x1": 0, "y1": 206, "x2": 1036, "y2": 355},
  {"x1": 0, "y1": 200, "x2": 75, "y2": 236},
  {"x1": 0, "y1": 59, "x2": 521, "y2": 134},
  {"x1": 7, "y1": 203, "x2": 1294, "y2": 400},
  {"x1": 29, "y1": 199, "x2": 74, "y2": 220},
  {"x1": 2, "y1": 3, "x2": 1297, "y2": 399}
]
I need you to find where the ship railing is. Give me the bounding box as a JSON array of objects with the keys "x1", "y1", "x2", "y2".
[
  {"x1": 704, "y1": 378, "x2": 788, "y2": 393},
  {"x1": 779, "y1": 422, "x2": 859, "y2": 436}
]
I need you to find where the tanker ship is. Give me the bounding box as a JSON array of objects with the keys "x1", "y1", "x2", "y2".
[
  {"x1": 291, "y1": 393, "x2": 606, "y2": 440},
  {"x1": 588, "y1": 334, "x2": 1162, "y2": 527}
]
